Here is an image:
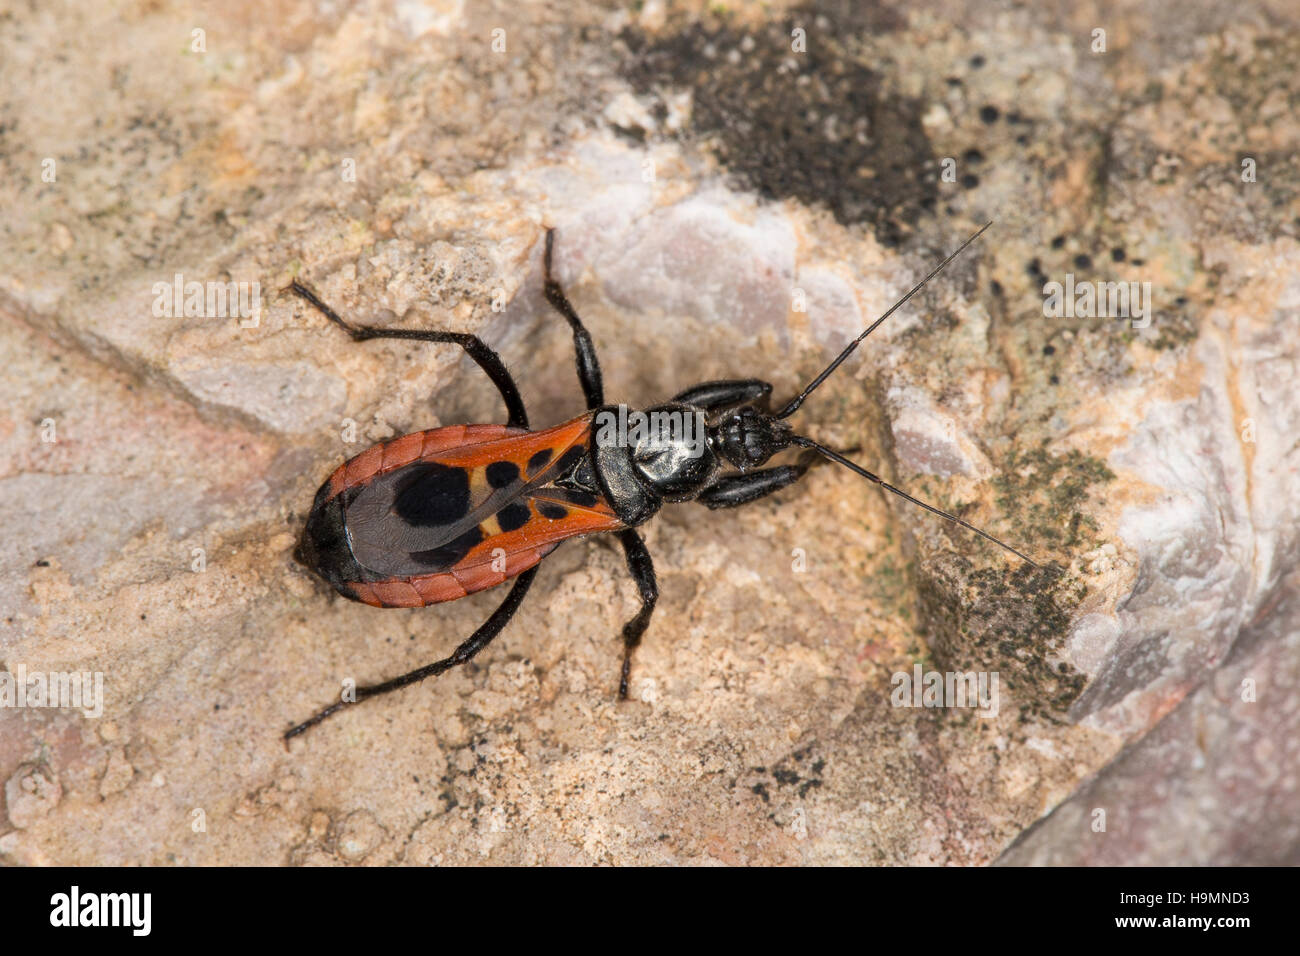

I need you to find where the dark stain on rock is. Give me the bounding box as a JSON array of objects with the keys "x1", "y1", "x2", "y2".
[
  {"x1": 903, "y1": 441, "x2": 1115, "y2": 720},
  {"x1": 917, "y1": 556, "x2": 1090, "y2": 721},
  {"x1": 619, "y1": 2, "x2": 936, "y2": 246},
  {"x1": 992, "y1": 443, "x2": 1116, "y2": 554},
  {"x1": 748, "y1": 746, "x2": 827, "y2": 808}
]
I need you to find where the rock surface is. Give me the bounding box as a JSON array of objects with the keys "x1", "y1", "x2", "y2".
[{"x1": 0, "y1": 0, "x2": 1295, "y2": 864}]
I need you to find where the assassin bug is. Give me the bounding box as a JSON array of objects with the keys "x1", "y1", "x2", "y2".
[{"x1": 284, "y1": 222, "x2": 1036, "y2": 740}]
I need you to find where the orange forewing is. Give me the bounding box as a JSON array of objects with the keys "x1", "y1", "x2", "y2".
[{"x1": 336, "y1": 413, "x2": 625, "y2": 608}]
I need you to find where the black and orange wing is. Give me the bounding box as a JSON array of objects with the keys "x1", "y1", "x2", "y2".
[{"x1": 301, "y1": 413, "x2": 624, "y2": 608}]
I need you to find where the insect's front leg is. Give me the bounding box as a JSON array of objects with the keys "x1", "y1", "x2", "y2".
[
  {"x1": 695, "y1": 448, "x2": 834, "y2": 509},
  {"x1": 672, "y1": 379, "x2": 773, "y2": 413}
]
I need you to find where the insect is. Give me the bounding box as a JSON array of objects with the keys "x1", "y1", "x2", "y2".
[{"x1": 284, "y1": 222, "x2": 1036, "y2": 740}]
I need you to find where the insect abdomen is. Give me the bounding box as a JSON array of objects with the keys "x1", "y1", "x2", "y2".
[{"x1": 297, "y1": 416, "x2": 624, "y2": 608}]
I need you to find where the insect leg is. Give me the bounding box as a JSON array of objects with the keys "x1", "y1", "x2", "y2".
[
  {"x1": 543, "y1": 228, "x2": 605, "y2": 409},
  {"x1": 695, "y1": 449, "x2": 830, "y2": 509},
  {"x1": 284, "y1": 567, "x2": 539, "y2": 741},
  {"x1": 615, "y1": 529, "x2": 658, "y2": 700},
  {"x1": 288, "y1": 280, "x2": 529, "y2": 430},
  {"x1": 672, "y1": 379, "x2": 773, "y2": 412}
]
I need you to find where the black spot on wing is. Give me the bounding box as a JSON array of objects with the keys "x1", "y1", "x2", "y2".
[
  {"x1": 391, "y1": 463, "x2": 470, "y2": 527},
  {"x1": 557, "y1": 445, "x2": 585, "y2": 473},
  {"x1": 537, "y1": 502, "x2": 568, "y2": 521},
  {"x1": 497, "y1": 502, "x2": 531, "y2": 532},
  {"x1": 561, "y1": 489, "x2": 599, "y2": 507},
  {"x1": 527, "y1": 448, "x2": 553, "y2": 473},
  {"x1": 410, "y1": 526, "x2": 483, "y2": 569},
  {"x1": 485, "y1": 460, "x2": 520, "y2": 488}
]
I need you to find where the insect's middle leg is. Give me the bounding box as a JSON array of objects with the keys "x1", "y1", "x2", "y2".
[
  {"x1": 288, "y1": 280, "x2": 529, "y2": 429},
  {"x1": 543, "y1": 228, "x2": 605, "y2": 410},
  {"x1": 615, "y1": 529, "x2": 658, "y2": 700}
]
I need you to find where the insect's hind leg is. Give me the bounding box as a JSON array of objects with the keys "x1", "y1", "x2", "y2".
[
  {"x1": 288, "y1": 280, "x2": 529, "y2": 430},
  {"x1": 284, "y1": 567, "x2": 539, "y2": 741},
  {"x1": 614, "y1": 529, "x2": 658, "y2": 700},
  {"x1": 543, "y1": 229, "x2": 605, "y2": 410}
]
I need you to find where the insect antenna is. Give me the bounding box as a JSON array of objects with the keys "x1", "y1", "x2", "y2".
[
  {"x1": 772, "y1": 222, "x2": 1037, "y2": 566},
  {"x1": 791, "y1": 436, "x2": 1039, "y2": 566},
  {"x1": 775, "y1": 221, "x2": 992, "y2": 420}
]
